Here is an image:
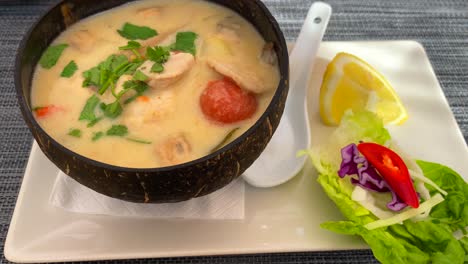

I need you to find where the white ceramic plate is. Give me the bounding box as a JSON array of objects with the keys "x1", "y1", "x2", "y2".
[{"x1": 5, "y1": 41, "x2": 468, "y2": 263}]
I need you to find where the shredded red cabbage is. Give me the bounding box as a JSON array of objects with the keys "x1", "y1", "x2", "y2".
[{"x1": 338, "y1": 143, "x2": 408, "y2": 211}]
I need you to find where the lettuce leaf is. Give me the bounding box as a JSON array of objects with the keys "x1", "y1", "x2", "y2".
[
  {"x1": 310, "y1": 111, "x2": 467, "y2": 264},
  {"x1": 417, "y1": 160, "x2": 468, "y2": 232}
]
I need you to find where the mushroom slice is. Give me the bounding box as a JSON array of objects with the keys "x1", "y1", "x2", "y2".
[
  {"x1": 138, "y1": 52, "x2": 195, "y2": 89},
  {"x1": 69, "y1": 30, "x2": 95, "y2": 52},
  {"x1": 155, "y1": 134, "x2": 192, "y2": 166},
  {"x1": 206, "y1": 59, "x2": 273, "y2": 94},
  {"x1": 260, "y1": 42, "x2": 278, "y2": 66}
]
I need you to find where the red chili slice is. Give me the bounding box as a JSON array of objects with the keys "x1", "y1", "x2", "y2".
[
  {"x1": 200, "y1": 77, "x2": 257, "y2": 124},
  {"x1": 357, "y1": 142, "x2": 420, "y2": 208},
  {"x1": 34, "y1": 105, "x2": 63, "y2": 118}
]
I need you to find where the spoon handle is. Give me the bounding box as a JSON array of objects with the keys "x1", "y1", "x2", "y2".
[
  {"x1": 242, "y1": 2, "x2": 332, "y2": 188},
  {"x1": 287, "y1": 1, "x2": 332, "y2": 107}
]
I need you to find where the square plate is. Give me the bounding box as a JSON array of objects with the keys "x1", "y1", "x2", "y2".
[{"x1": 5, "y1": 41, "x2": 468, "y2": 263}]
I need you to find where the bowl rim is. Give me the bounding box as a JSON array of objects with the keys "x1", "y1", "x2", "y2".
[{"x1": 15, "y1": 0, "x2": 289, "y2": 173}]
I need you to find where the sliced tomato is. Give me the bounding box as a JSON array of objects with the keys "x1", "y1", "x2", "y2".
[
  {"x1": 200, "y1": 77, "x2": 257, "y2": 124},
  {"x1": 357, "y1": 142, "x2": 419, "y2": 208}
]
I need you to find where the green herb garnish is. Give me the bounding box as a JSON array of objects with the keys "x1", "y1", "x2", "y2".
[
  {"x1": 92, "y1": 131, "x2": 104, "y2": 141},
  {"x1": 119, "y1": 40, "x2": 142, "y2": 50},
  {"x1": 210, "y1": 128, "x2": 239, "y2": 153},
  {"x1": 124, "y1": 80, "x2": 148, "y2": 94},
  {"x1": 82, "y1": 54, "x2": 142, "y2": 94},
  {"x1": 126, "y1": 137, "x2": 152, "y2": 144},
  {"x1": 117, "y1": 23, "x2": 157, "y2": 40},
  {"x1": 39, "y1": 44, "x2": 68, "y2": 69},
  {"x1": 87, "y1": 117, "x2": 102, "y2": 128},
  {"x1": 119, "y1": 40, "x2": 143, "y2": 59},
  {"x1": 102, "y1": 101, "x2": 123, "y2": 119},
  {"x1": 60, "y1": 60, "x2": 78, "y2": 77},
  {"x1": 133, "y1": 70, "x2": 148, "y2": 81},
  {"x1": 106, "y1": 125, "x2": 128, "y2": 137},
  {"x1": 173, "y1": 32, "x2": 198, "y2": 55},
  {"x1": 150, "y1": 63, "x2": 164, "y2": 73},
  {"x1": 122, "y1": 79, "x2": 149, "y2": 104},
  {"x1": 147, "y1": 46, "x2": 171, "y2": 73},
  {"x1": 68, "y1": 128, "x2": 82, "y2": 138},
  {"x1": 79, "y1": 95, "x2": 100, "y2": 125},
  {"x1": 124, "y1": 59, "x2": 145, "y2": 74},
  {"x1": 147, "y1": 46, "x2": 170, "y2": 63}
]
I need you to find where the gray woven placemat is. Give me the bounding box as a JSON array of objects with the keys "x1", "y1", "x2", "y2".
[{"x1": 1, "y1": 0, "x2": 467, "y2": 263}]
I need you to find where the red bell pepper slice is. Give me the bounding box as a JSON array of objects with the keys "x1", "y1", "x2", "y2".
[{"x1": 357, "y1": 142, "x2": 419, "y2": 208}]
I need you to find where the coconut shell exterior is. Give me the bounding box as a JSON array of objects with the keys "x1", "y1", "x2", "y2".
[{"x1": 15, "y1": 0, "x2": 289, "y2": 203}]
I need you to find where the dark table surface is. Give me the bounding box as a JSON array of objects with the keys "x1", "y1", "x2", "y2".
[{"x1": 1, "y1": 0, "x2": 467, "y2": 263}]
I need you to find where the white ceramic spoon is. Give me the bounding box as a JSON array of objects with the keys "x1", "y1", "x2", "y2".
[{"x1": 243, "y1": 2, "x2": 332, "y2": 187}]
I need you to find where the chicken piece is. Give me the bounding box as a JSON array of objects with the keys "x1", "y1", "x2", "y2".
[
  {"x1": 121, "y1": 90, "x2": 175, "y2": 128},
  {"x1": 155, "y1": 134, "x2": 192, "y2": 166},
  {"x1": 69, "y1": 30, "x2": 95, "y2": 52},
  {"x1": 138, "y1": 52, "x2": 195, "y2": 89},
  {"x1": 137, "y1": 7, "x2": 162, "y2": 18},
  {"x1": 206, "y1": 58, "x2": 274, "y2": 94}
]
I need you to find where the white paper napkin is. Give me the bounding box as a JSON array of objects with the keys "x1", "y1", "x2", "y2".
[{"x1": 50, "y1": 171, "x2": 245, "y2": 219}]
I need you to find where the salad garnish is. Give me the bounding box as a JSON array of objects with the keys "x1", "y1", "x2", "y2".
[
  {"x1": 338, "y1": 143, "x2": 410, "y2": 211},
  {"x1": 300, "y1": 110, "x2": 468, "y2": 264}
]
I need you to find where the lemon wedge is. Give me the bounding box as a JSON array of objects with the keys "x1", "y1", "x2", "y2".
[{"x1": 319, "y1": 52, "x2": 408, "y2": 126}]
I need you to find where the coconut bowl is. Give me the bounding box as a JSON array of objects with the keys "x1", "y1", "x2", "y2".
[{"x1": 15, "y1": 0, "x2": 289, "y2": 203}]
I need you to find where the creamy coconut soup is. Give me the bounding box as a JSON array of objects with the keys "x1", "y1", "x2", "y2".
[{"x1": 31, "y1": 0, "x2": 280, "y2": 168}]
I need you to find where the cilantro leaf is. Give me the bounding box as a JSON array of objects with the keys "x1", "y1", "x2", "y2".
[
  {"x1": 123, "y1": 59, "x2": 145, "y2": 75},
  {"x1": 147, "y1": 46, "x2": 170, "y2": 63},
  {"x1": 173, "y1": 32, "x2": 198, "y2": 55},
  {"x1": 92, "y1": 131, "x2": 104, "y2": 141},
  {"x1": 102, "y1": 101, "x2": 123, "y2": 119},
  {"x1": 121, "y1": 79, "x2": 149, "y2": 105},
  {"x1": 133, "y1": 70, "x2": 148, "y2": 81},
  {"x1": 123, "y1": 95, "x2": 138, "y2": 105},
  {"x1": 86, "y1": 117, "x2": 102, "y2": 128},
  {"x1": 60, "y1": 60, "x2": 78, "y2": 78},
  {"x1": 146, "y1": 46, "x2": 170, "y2": 73},
  {"x1": 117, "y1": 23, "x2": 157, "y2": 40},
  {"x1": 110, "y1": 55, "x2": 129, "y2": 71},
  {"x1": 106, "y1": 125, "x2": 128, "y2": 137},
  {"x1": 119, "y1": 40, "x2": 142, "y2": 50},
  {"x1": 79, "y1": 95, "x2": 100, "y2": 124},
  {"x1": 119, "y1": 41, "x2": 143, "y2": 59},
  {"x1": 151, "y1": 62, "x2": 164, "y2": 73},
  {"x1": 82, "y1": 54, "x2": 132, "y2": 94},
  {"x1": 123, "y1": 80, "x2": 148, "y2": 94},
  {"x1": 68, "y1": 128, "x2": 82, "y2": 138},
  {"x1": 82, "y1": 67, "x2": 100, "y2": 87},
  {"x1": 39, "y1": 44, "x2": 68, "y2": 69}
]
